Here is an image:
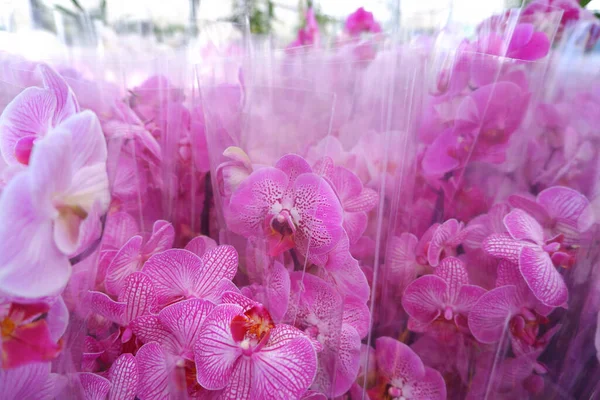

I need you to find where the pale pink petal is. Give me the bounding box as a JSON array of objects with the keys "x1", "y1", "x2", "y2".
[
  {"x1": 508, "y1": 194, "x2": 550, "y2": 225},
  {"x1": 324, "y1": 232, "x2": 370, "y2": 302},
  {"x1": 0, "y1": 87, "x2": 56, "y2": 164},
  {"x1": 108, "y1": 353, "x2": 138, "y2": 400},
  {"x1": 105, "y1": 235, "x2": 143, "y2": 295},
  {"x1": 275, "y1": 153, "x2": 312, "y2": 185},
  {"x1": 118, "y1": 272, "x2": 158, "y2": 322},
  {"x1": 197, "y1": 245, "x2": 239, "y2": 295},
  {"x1": 79, "y1": 373, "x2": 111, "y2": 400},
  {"x1": 0, "y1": 362, "x2": 52, "y2": 399},
  {"x1": 143, "y1": 249, "x2": 203, "y2": 305},
  {"x1": 375, "y1": 337, "x2": 425, "y2": 383},
  {"x1": 342, "y1": 211, "x2": 368, "y2": 245},
  {"x1": 482, "y1": 233, "x2": 524, "y2": 264},
  {"x1": 89, "y1": 291, "x2": 126, "y2": 325},
  {"x1": 519, "y1": 246, "x2": 568, "y2": 307},
  {"x1": 195, "y1": 304, "x2": 243, "y2": 390},
  {"x1": 411, "y1": 367, "x2": 447, "y2": 400},
  {"x1": 342, "y1": 296, "x2": 371, "y2": 339},
  {"x1": 227, "y1": 167, "x2": 288, "y2": 237},
  {"x1": 103, "y1": 212, "x2": 139, "y2": 249},
  {"x1": 142, "y1": 220, "x2": 175, "y2": 254},
  {"x1": 130, "y1": 315, "x2": 179, "y2": 354},
  {"x1": 293, "y1": 173, "x2": 344, "y2": 256},
  {"x1": 250, "y1": 325, "x2": 318, "y2": 400},
  {"x1": 47, "y1": 296, "x2": 69, "y2": 341},
  {"x1": 421, "y1": 128, "x2": 460, "y2": 177},
  {"x1": 427, "y1": 219, "x2": 461, "y2": 267},
  {"x1": 135, "y1": 342, "x2": 172, "y2": 400},
  {"x1": 468, "y1": 285, "x2": 520, "y2": 343},
  {"x1": 330, "y1": 166, "x2": 362, "y2": 203},
  {"x1": 402, "y1": 275, "x2": 446, "y2": 324},
  {"x1": 0, "y1": 173, "x2": 70, "y2": 298},
  {"x1": 185, "y1": 235, "x2": 217, "y2": 257},
  {"x1": 504, "y1": 208, "x2": 545, "y2": 244},
  {"x1": 537, "y1": 186, "x2": 588, "y2": 222},
  {"x1": 158, "y1": 298, "x2": 215, "y2": 358},
  {"x1": 387, "y1": 233, "x2": 419, "y2": 289},
  {"x1": 435, "y1": 256, "x2": 469, "y2": 303},
  {"x1": 323, "y1": 324, "x2": 361, "y2": 397},
  {"x1": 263, "y1": 261, "x2": 291, "y2": 322},
  {"x1": 344, "y1": 188, "x2": 378, "y2": 214},
  {"x1": 39, "y1": 64, "x2": 78, "y2": 124},
  {"x1": 55, "y1": 110, "x2": 106, "y2": 170}
]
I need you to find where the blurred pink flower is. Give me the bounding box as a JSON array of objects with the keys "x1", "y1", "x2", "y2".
[{"x1": 345, "y1": 8, "x2": 382, "y2": 37}]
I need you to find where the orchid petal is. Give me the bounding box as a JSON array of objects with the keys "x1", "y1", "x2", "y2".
[
  {"x1": 435, "y1": 256, "x2": 469, "y2": 302},
  {"x1": 325, "y1": 232, "x2": 370, "y2": 302},
  {"x1": 89, "y1": 291, "x2": 126, "y2": 325},
  {"x1": 428, "y1": 219, "x2": 462, "y2": 266},
  {"x1": 342, "y1": 211, "x2": 368, "y2": 245},
  {"x1": 468, "y1": 285, "x2": 520, "y2": 343},
  {"x1": 504, "y1": 208, "x2": 545, "y2": 244},
  {"x1": 482, "y1": 233, "x2": 524, "y2": 264},
  {"x1": 519, "y1": 246, "x2": 568, "y2": 307},
  {"x1": 39, "y1": 64, "x2": 79, "y2": 124},
  {"x1": 197, "y1": 245, "x2": 238, "y2": 295},
  {"x1": 0, "y1": 362, "x2": 53, "y2": 400},
  {"x1": 375, "y1": 337, "x2": 425, "y2": 384},
  {"x1": 54, "y1": 110, "x2": 106, "y2": 170},
  {"x1": 142, "y1": 220, "x2": 175, "y2": 254},
  {"x1": 185, "y1": 235, "x2": 217, "y2": 257},
  {"x1": 118, "y1": 272, "x2": 158, "y2": 322},
  {"x1": 108, "y1": 353, "x2": 138, "y2": 400},
  {"x1": 79, "y1": 373, "x2": 111, "y2": 400},
  {"x1": 105, "y1": 235, "x2": 143, "y2": 296},
  {"x1": 135, "y1": 342, "x2": 172, "y2": 400},
  {"x1": 402, "y1": 275, "x2": 446, "y2": 324}
]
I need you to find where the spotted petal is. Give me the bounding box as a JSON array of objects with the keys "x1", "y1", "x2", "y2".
[
  {"x1": 375, "y1": 337, "x2": 425, "y2": 384},
  {"x1": 435, "y1": 256, "x2": 469, "y2": 303}
]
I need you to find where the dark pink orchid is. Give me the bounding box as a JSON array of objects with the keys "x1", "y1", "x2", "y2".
[
  {"x1": 422, "y1": 81, "x2": 529, "y2": 177},
  {"x1": 284, "y1": 273, "x2": 369, "y2": 397},
  {"x1": 195, "y1": 302, "x2": 317, "y2": 400},
  {"x1": 469, "y1": 260, "x2": 555, "y2": 351},
  {"x1": 79, "y1": 353, "x2": 138, "y2": 400},
  {"x1": 483, "y1": 208, "x2": 570, "y2": 307},
  {"x1": 288, "y1": 8, "x2": 320, "y2": 48},
  {"x1": 0, "y1": 110, "x2": 109, "y2": 298},
  {"x1": 0, "y1": 300, "x2": 66, "y2": 368},
  {"x1": 132, "y1": 299, "x2": 215, "y2": 399},
  {"x1": 1, "y1": 362, "x2": 66, "y2": 400},
  {"x1": 472, "y1": 23, "x2": 551, "y2": 61},
  {"x1": 345, "y1": 7, "x2": 382, "y2": 37},
  {"x1": 0, "y1": 64, "x2": 78, "y2": 166},
  {"x1": 402, "y1": 257, "x2": 486, "y2": 341},
  {"x1": 314, "y1": 157, "x2": 379, "y2": 245},
  {"x1": 508, "y1": 186, "x2": 590, "y2": 245},
  {"x1": 227, "y1": 154, "x2": 344, "y2": 260},
  {"x1": 374, "y1": 336, "x2": 446, "y2": 400},
  {"x1": 90, "y1": 272, "x2": 158, "y2": 345},
  {"x1": 104, "y1": 220, "x2": 174, "y2": 295},
  {"x1": 142, "y1": 246, "x2": 238, "y2": 307}
]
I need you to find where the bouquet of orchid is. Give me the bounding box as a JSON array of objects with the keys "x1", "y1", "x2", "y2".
[{"x1": 1, "y1": 1, "x2": 600, "y2": 399}]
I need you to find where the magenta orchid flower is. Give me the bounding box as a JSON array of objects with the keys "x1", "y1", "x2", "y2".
[
  {"x1": 142, "y1": 246, "x2": 238, "y2": 307},
  {"x1": 288, "y1": 8, "x2": 320, "y2": 48},
  {"x1": 1, "y1": 362, "x2": 66, "y2": 400},
  {"x1": 284, "y1": 272, "x2": 369, "y2": 397},
  {"x1": 374, "y1": 336, "x2": 446, "y2": 400},
  {"x1": 79, "y1": 353, "x2": 138, "y2": 400},
  {"x1": 469, "y1": 260, "x2": 555, "y2": 348},
  {"x1": 427, "y1": 218, "x2": 466, "y2": 267},
  {"x1": 483, "y1": 208, "x2": 570, "y2": 307},
  {"x1": 104, "y1": 220, "x2": 174, "y2": 295},
  {"x1": 387, "y1": 227, "x2": 438, "y2": 291},
  {"x1": 195, "y1": 302, "x2": 317, "y2": 400},
  {"x1": 508, "y1": 186, "x2": 590, "y2": 245},
  {"x1": 0, "y1": 300, "x2": 65, "y2": 368},
  {"x1": 345, "y1": 7, "x2": 382, "y2": 37},
  {"x1": 0, "y1": 110, "x2": 109, "y2": 298},
  {"x1": 402, "y1": 257, "x2": 486, "y2": 340},
  {"x1": 227, "y1": 154, "x2": 344, "y2": 260},
  {"x1": 90, "y1": 272, "x2": 158, "y2": 345},
  {"x1": 0, "y1": 64, "x2": 78, "y2": 166},
  {"x1": 314, "y1": 157, "x2": 379, "y2": 245},
  {"x1": 132, "y1": 299, "x2": 215, "y2": 399},
  {"x1": 473, "y1": 23, "x2": 550, "y2": 61},
  {"x1": 422, "y1": 81, "x2": 529, "y2": 176}
]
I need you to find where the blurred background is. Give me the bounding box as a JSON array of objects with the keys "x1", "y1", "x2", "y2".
[{"x1": 2, "y1": 0, "x2": 600, "y2": 52}]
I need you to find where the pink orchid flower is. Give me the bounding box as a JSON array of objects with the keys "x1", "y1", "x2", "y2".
[
  {"x1": 78, "y1": 353, "x2": 139, "y2": 400},
  {"x1": 104, "y1": 220, "x2": 174, "y2": 295},
  {"x1": 0, "y1": 64, "x2": 78, "y2": 166},
  {"x1": 90, "y1": 272, "x2": 159, "y2": 345},
  {"x1": 427, "y1": 219, "x2": 467, "y2": 267},
  {"x1": 483, "y1": 208, "x2": 570, "y2": 307},
  {"x1": 288, "y1": 8, "x2": 320, "y2": 48},
  {"x1": 0, "y1": 300, "x2": 66, "y2": 368},
  {"x1": 374, "y1": 336, "x2": 446, "y2": 400},
  {"x1": 402, "y1": 257, "x2": 486, "y2": 341},
  {"x1": 227, "y1": 154, "x2": 344, "y2": 260},
  {"x1": 387, "y1": 227, "x2": 438, "y2": 290},
  {"x1": 142, "y1": 246, "x2": 238, "y2": 307},
  {"x1": 508, "y1": 186, "x2": 590, "y2": 245},
  {"x1": 132, "y1": 299, "x2": 215, "y2": 399},
  {"x1": 284, "y1": 273, "x2": 369, "y2": 397},
  {"x1": 1, "y1": 362, "x2": 66, "y2": 400},
  {"x1": 345, "y1": 7, "x2": 382, "y2": 37},
  {"x1": 0, "y1": 111, "x2": 109, "y2": 298},
  {"x1": 82, "y1": 331, "x2": 121, "y2": 372},
  {"x1": 469, "y1": 260, "x2": 555, "y2": 348},
  {"x1": 422, "y1": 81, "x2": 529, "y2": 177},
  {"x1": 314, "y1": 157, "x2": 379, "y2": 245},
  {"x1": 473, "y1": 23, "x2": 551, "y2": 61},
  {"x1": 195, "y1": 302, "x2": 317, "y2": 400}
]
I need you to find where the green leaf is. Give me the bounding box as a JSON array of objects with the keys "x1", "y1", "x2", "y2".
[{"x1": 580, "y1": 0, "x2": 593, "y2": 7}]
